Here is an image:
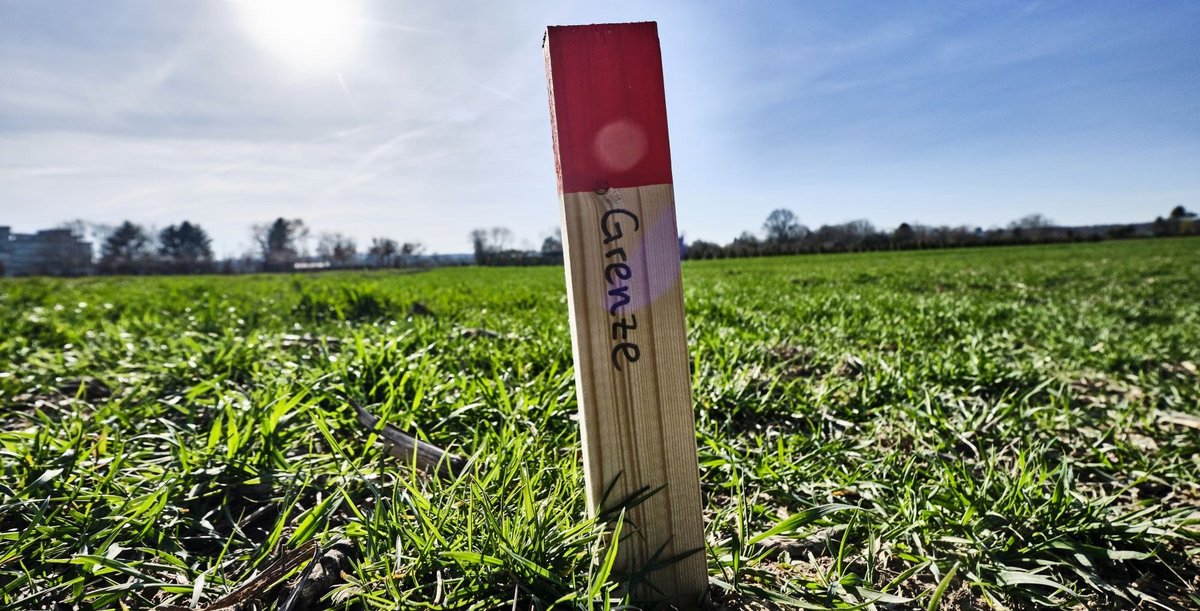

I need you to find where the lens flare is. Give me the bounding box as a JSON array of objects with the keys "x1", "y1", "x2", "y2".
[{"x1": 233, "y1": 0, "x2": 363, "y2": 74}]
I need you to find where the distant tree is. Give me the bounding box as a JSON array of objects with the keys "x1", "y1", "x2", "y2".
[
  {"x1": 159, "y1": 221, "x2": 213, "y2": 272},
  {"x1": 1165, "y1": 206, "x2": 1198, "y2": 236},
  {"x1": 538, "y1": 228, "x2": 564, "y2": 264},
  {"x1": 1169, "y1": 205, "x2": 1196, "y2": 220},
  {"x1": 762, "y1": 208, "x2": 807, "y2": 247},
  {"x1": 1008, "y1": 212, "x2": 1056, "y2": 235},
  {"x1": 159, "y1": 221, "x2": 212, "y2": 260},
  {"x1": 845, "y1": 219, "x2": 874, "y2": 236},
  {"x1": 399, "y1": 241, "x2": 425, "y2": 266},
  {"x1": 863, "y1": 231, "x2": 890, "y2": 251},
  {"x1": 687, "y1": 239, "x2": 724, "y2": 260},
  {"x1": 469, "y1": 229, "x2": 488, "y2": 262},
  {"x1": 56, "y1": 219, "x2": 88, "y2": 242},
  {"x1": 368, "y1": 237, "x2": 399, "y2": 267},
  {"x1": 811, "y1": 224, "x2": 842, "y2": 251},
  {"x1": 729, "y1": 231, "x2": 761, "y2": 257},
  {"x1": 1008, "y1": 214, "x2": 1054, "y2": 243},
  {"x1": 489, "y1": 227, "x2": 513, "y2": 252},
  {"x1": 842, "y1": 219, "x2": 876, "y2": 251},
  {"x1": 469, "y1": 227, "x2": 514, "y2": 265},
  {"x1": 894, "y1": 222, "x2": 916, "y2": 247},
  {"x1": 317, "y1": 232, "x2": 357, "y2": 264},
  {"x1": 100, "y1": 221, "x2": 154, "y2": 274},
  {"x1": 541, "y1": 227, "x2": 563, "y2": 255},
  {"x1": 253, "y1": 218, "x2": 306, "y2": 269},
  {"x1": 540, "y1": 235, "x2": 562, "y2": 254},
  {"x1": 1107, "y1": 224, "x2": 1136, "y2": 240},
  {"x1": 1009, "y1": 214, "x2": 1053, "y2": 230},
  {"x1": 1154, "y1": 207, "x2": 1198, "y2": 237},
  {"x1": 1152, "y1": 216, "x2": 1171, "y2": 237}
]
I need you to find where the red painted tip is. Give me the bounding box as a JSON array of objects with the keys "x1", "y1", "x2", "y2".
[{"x1": 545, "y1": 22, "x2": 673, "y2": 194}]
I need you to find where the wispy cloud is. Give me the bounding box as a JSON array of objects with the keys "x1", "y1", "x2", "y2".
[
  {"x1": 1, "y1": 0, "x2": 1197, "y2": 253},
  {"x1": 361, "y1": 18, "x2": 429, "y2": 33},
  {"x1": 0, "y1": 165, "x2": 87, "y2": 182}
]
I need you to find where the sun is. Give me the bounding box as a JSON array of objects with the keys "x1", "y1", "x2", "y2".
[{"x1": 232, "y1": 0, "x2": 364, "y2": 74}]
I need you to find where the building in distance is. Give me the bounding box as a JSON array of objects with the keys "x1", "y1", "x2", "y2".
[{"x1": 0, "y1": 226, "x2": 93, "y2": 277}]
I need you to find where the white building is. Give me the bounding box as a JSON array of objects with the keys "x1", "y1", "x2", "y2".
[{"x1": 0, "y1": 226, "x2": 93, "y2": 277}]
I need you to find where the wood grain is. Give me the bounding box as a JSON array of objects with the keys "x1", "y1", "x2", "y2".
[
  {"x1": 546, "y1": 22, "x2": 706, "y2": 604},
  {"x1": 558, "y1": 183, "x2": 707, "y2": 602}
]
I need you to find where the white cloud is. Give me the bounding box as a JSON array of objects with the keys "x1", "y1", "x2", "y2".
[{"x1": 1, "y1": 0, "x2": 1197, "y2": 254}]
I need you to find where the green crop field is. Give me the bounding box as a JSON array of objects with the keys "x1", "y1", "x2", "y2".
[{"x1": 2, "y1": 238, "x2": 1198, "y2": 610}]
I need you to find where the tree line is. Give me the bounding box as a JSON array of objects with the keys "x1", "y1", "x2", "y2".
[
  {"x1": 91, "y1": 220, "x2": 215, "y2": 274},
  {"x1": 682, "y1": 206, "x2": 1198, "y2": 260},
  {"x1": 469, "y1": 226, "x2": 563, "y2": 266},
  {"x1": 18, "y1": 204, "x2": 1198, "y2": 276},
  {"x1": 466, "y1": 206, "x2": 1195, "y2": 266},
  {"x1": 58, "y1": 217, "x2": 427, "y2": 275}
]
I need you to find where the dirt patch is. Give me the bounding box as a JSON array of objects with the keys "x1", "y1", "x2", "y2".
[
  {"x1": 832, "y1": 355, "x2": 866, "y2": 380},
  {"x1": 13, "y1": 376, "x2": 112, "y2": 405},
  {"x1": 3, "y1": 377, "x2": 112, "y2": 430},
  {"x1": 768, "y1": 344, "x2": 824, "y2": 379},
  {"x1": 1067, "y1": 374, "x2": 1145, "y2": 406},
  {"x1": 940, "y1": 583, "x2": 991, "y2": 610}
]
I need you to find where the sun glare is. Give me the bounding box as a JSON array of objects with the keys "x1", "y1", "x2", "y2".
[{"x1": 233, "y1": 0, "x2": 363, "y2": 73}]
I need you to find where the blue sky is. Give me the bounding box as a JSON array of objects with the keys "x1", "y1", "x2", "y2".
[{"x1": 1, "y1": 1, "x2": 1197, "y2": 256}]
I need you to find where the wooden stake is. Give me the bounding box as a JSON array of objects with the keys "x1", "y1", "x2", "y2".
[{"x1": 544, "y1": 22, "x2": 706, "y2": 604}]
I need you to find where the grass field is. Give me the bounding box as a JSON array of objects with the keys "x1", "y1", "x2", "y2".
[{"x1": 2, "y1": 238, "x2": 1198, "y2": 610}]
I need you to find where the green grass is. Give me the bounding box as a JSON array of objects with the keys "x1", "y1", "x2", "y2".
[{"x1": 2, "y1": 238, "x2": 1198, "y2": 609}]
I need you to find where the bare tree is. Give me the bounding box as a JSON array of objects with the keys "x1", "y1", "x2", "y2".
[
  {"x1": 399, "y1": 242, "x2": 424, "y2": 266},
  {"x1": 253, "y1": 218, "x2": 307, "y2": 269},
  {"x1": 489, "y1": 227, "x2": 513, "y2": 252},
  {"x1": 762, "y1": 209, "x2": 808, "y2": 249},
  {"x1": 368, "y1": 237, "x2": 399, "y2": 267},
  {"x1": 317, "y1": 232, "x2": 357, "y2": 264},
  {"x1": 470, "y1": 227, "x2": 514, "y2": 264},
  {"x1": 1009, "y1": 214, "x2": 1053, "y2": 230},
  {"x1": 843, "y1": 219, "x2": 875, "y2": 251},
  {"x1": 1009, "y1": 214, "x2": 1054, "y2": 242}
]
